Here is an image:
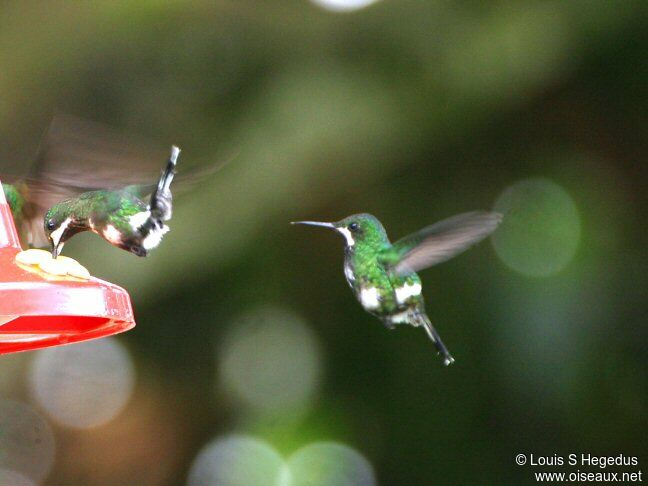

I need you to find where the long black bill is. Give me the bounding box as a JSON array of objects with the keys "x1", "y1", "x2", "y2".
[
  {"x1": 51, "y1": 242, "x2": 63, "y2": 259},
  {"x1": 291, "y1": 221, "x2": 335, "y2": 229}
]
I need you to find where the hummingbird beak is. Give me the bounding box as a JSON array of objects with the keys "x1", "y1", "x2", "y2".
[
  {"x1": 51, "y1": 242, "x2": 63, "y2": 259},
  {"x1": 291, "y1": 221, "x2": 335, "y2": 229}
]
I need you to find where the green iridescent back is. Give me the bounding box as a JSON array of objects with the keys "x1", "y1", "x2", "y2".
[
  {"x1": 43, "y1": 189, "x2": 146, "y2": 233},
  {"x1": 75, "y1": 190, "x2": 147, "y2": 229}
]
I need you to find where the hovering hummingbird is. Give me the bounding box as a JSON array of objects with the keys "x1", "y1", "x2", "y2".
[
  {"x1": 3, "y1": 147, "x2": 179, "y2": 258},
  {"x1": 44, "y1": 145, "x2": 179, "y2": 258},
  {"x1": 293, "y1": 211, "x2": 503, "y2": 365},
  {"x1": 2, "y1": 114, "x2": 225, "y2": 258}
]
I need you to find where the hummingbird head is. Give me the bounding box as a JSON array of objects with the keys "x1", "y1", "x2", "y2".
[
  {"x1": 45, "y1": 202, "x2": 82, "y2": 258},
  {"x1": 292, "y1": 213, "x2": 388, "y2": 248}
]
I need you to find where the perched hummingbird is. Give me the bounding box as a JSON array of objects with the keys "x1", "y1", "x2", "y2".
[
  {"x1": 293, "y1": 211, "x2": 502, "y2": 365},
  {"x1": 2, "y1": 114, "x2": 225, "y2": 258}
]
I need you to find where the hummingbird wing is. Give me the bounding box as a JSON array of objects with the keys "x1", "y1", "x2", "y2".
[
  {"x1": 379, "y1": 211, "x2": 503, "y2": 276},
  {"x1": 0, "y1": 177, "x2": 78, "y2": 247},
  {"x1": 32, "y1": 114, "x2": 232, "y2": 197},
  {"x1": 28, "y1": 114, "x2": 169, "y2": 190}
]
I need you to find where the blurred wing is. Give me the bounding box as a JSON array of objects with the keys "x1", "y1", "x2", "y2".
[
  {"x1": 382, "y1": 211, "x2": 503, "y2": 275},
  {"x1": 29, "y1": 113, "x2": 168, "y2": 190},
  {"x1": 19, "y1": 181, "x2": 78, "y2": 247},
  {"x1": 0, "y1": 178, "x2": 72, "y2": 247}
]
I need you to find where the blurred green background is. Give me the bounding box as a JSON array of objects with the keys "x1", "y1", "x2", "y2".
[{"x1": 0, "y1": 1, "x2": 646, "y2": 485}]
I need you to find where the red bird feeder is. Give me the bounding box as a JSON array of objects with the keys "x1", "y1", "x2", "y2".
[{"x1": 0, "y1": 181, "x2": 135, "y2": 354}]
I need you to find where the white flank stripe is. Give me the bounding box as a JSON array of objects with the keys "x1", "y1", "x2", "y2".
[
  {"x1": 360, "y1": 287, "x2": 381, "y2": 310},
  {"x1": 102, "y1": 225, "x2": 122, "y2": 245},
  {"x1": 395, "y1": 282, "x2": 422, "y2": 304}
]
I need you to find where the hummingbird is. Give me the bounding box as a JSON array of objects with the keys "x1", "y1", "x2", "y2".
[
  {"x1": 2, "y1": 114, "x2": 226, "y2": 258},
  {"x1": 43, "y1": 145, "x2": 179, "y2": 258},
  {"x1": 293, "y1": 211, "x2": 503, "y2": 366},
  {"x1": 3, "y1": 147, "x2": 179, "y2": 258}
]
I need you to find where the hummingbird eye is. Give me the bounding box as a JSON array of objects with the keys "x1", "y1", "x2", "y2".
[
  {"x1": 348, "y1": 222, "x2": 359, "y2": 232},
  {"x1": 46, "y1": 220, "x2": 56, "y2": 231}
]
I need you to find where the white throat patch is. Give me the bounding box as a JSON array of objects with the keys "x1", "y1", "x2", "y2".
[
  {"x1": 49, "y1": 217, "x2": 71, "y2": 249},
  {"x1": 336, "y1": 227, "x2": 355, "y2": 246},
  {"x1": 102, "y1": 224, "x2": 123, "y2": 245}
]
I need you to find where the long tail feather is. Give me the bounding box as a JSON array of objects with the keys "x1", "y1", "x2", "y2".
[
  {"x1": 158, "y1": 145, "x2": 180, "y2": 193},
  {"x1": 149, "y1": 146, "x2": 180, "y2": 221},
  {"x1": 416, "y1": 313, "x2": 455, "y2": 366}
]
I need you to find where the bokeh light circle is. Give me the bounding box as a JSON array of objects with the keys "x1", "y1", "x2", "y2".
[
  {"x1": 219, "y1": 306, "x2": 322, "y2": 416},
  {"x1": 0, "y1": 400, "x2": 55, "y2": 483},
  {"x1": 29, "y1": 338, "x2": 135, "y2": 429},
  {"x1": 283, "y1": 442, "x2": 376, "y2": 486},
  {"x1": 310, "y1": 0, "x2": 380, "y2": 13},
  {"x1": 187, "y1": 435, "x2": 284, "y2": 486},
  {"x1": 492, "y1": 177, "x2": 580, "y2": 277}
]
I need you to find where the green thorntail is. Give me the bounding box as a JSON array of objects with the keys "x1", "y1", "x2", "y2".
[
  {"x1": 3, "y1": 147, "x2": 179, "y2": 258},
  {"x1": 293, "y1": 211, "x2": 503, "y2": 366},
  {"x1": 44, "y1": 146, "x2": 179, "y2": 258},
  {"x1": 0, "y1": 115, "x2": 203, "y2": 257}
]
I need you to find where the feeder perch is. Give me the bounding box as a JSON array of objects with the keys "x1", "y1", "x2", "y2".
[{"x1": 0, "y1": 181, "x2": 135, "y2": 354}]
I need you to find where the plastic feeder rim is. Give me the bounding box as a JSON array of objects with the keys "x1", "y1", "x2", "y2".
[{"x1": 0, "y1": 181, "x2": 135, "y2": 354}]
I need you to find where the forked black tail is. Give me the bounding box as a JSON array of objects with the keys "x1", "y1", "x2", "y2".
[
  {"x1": 149, "y1": 145, "x2": 180, "y2": 222},
  {"x1": 415, "y1": 312, "x2": 455, "y2": 366}
]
